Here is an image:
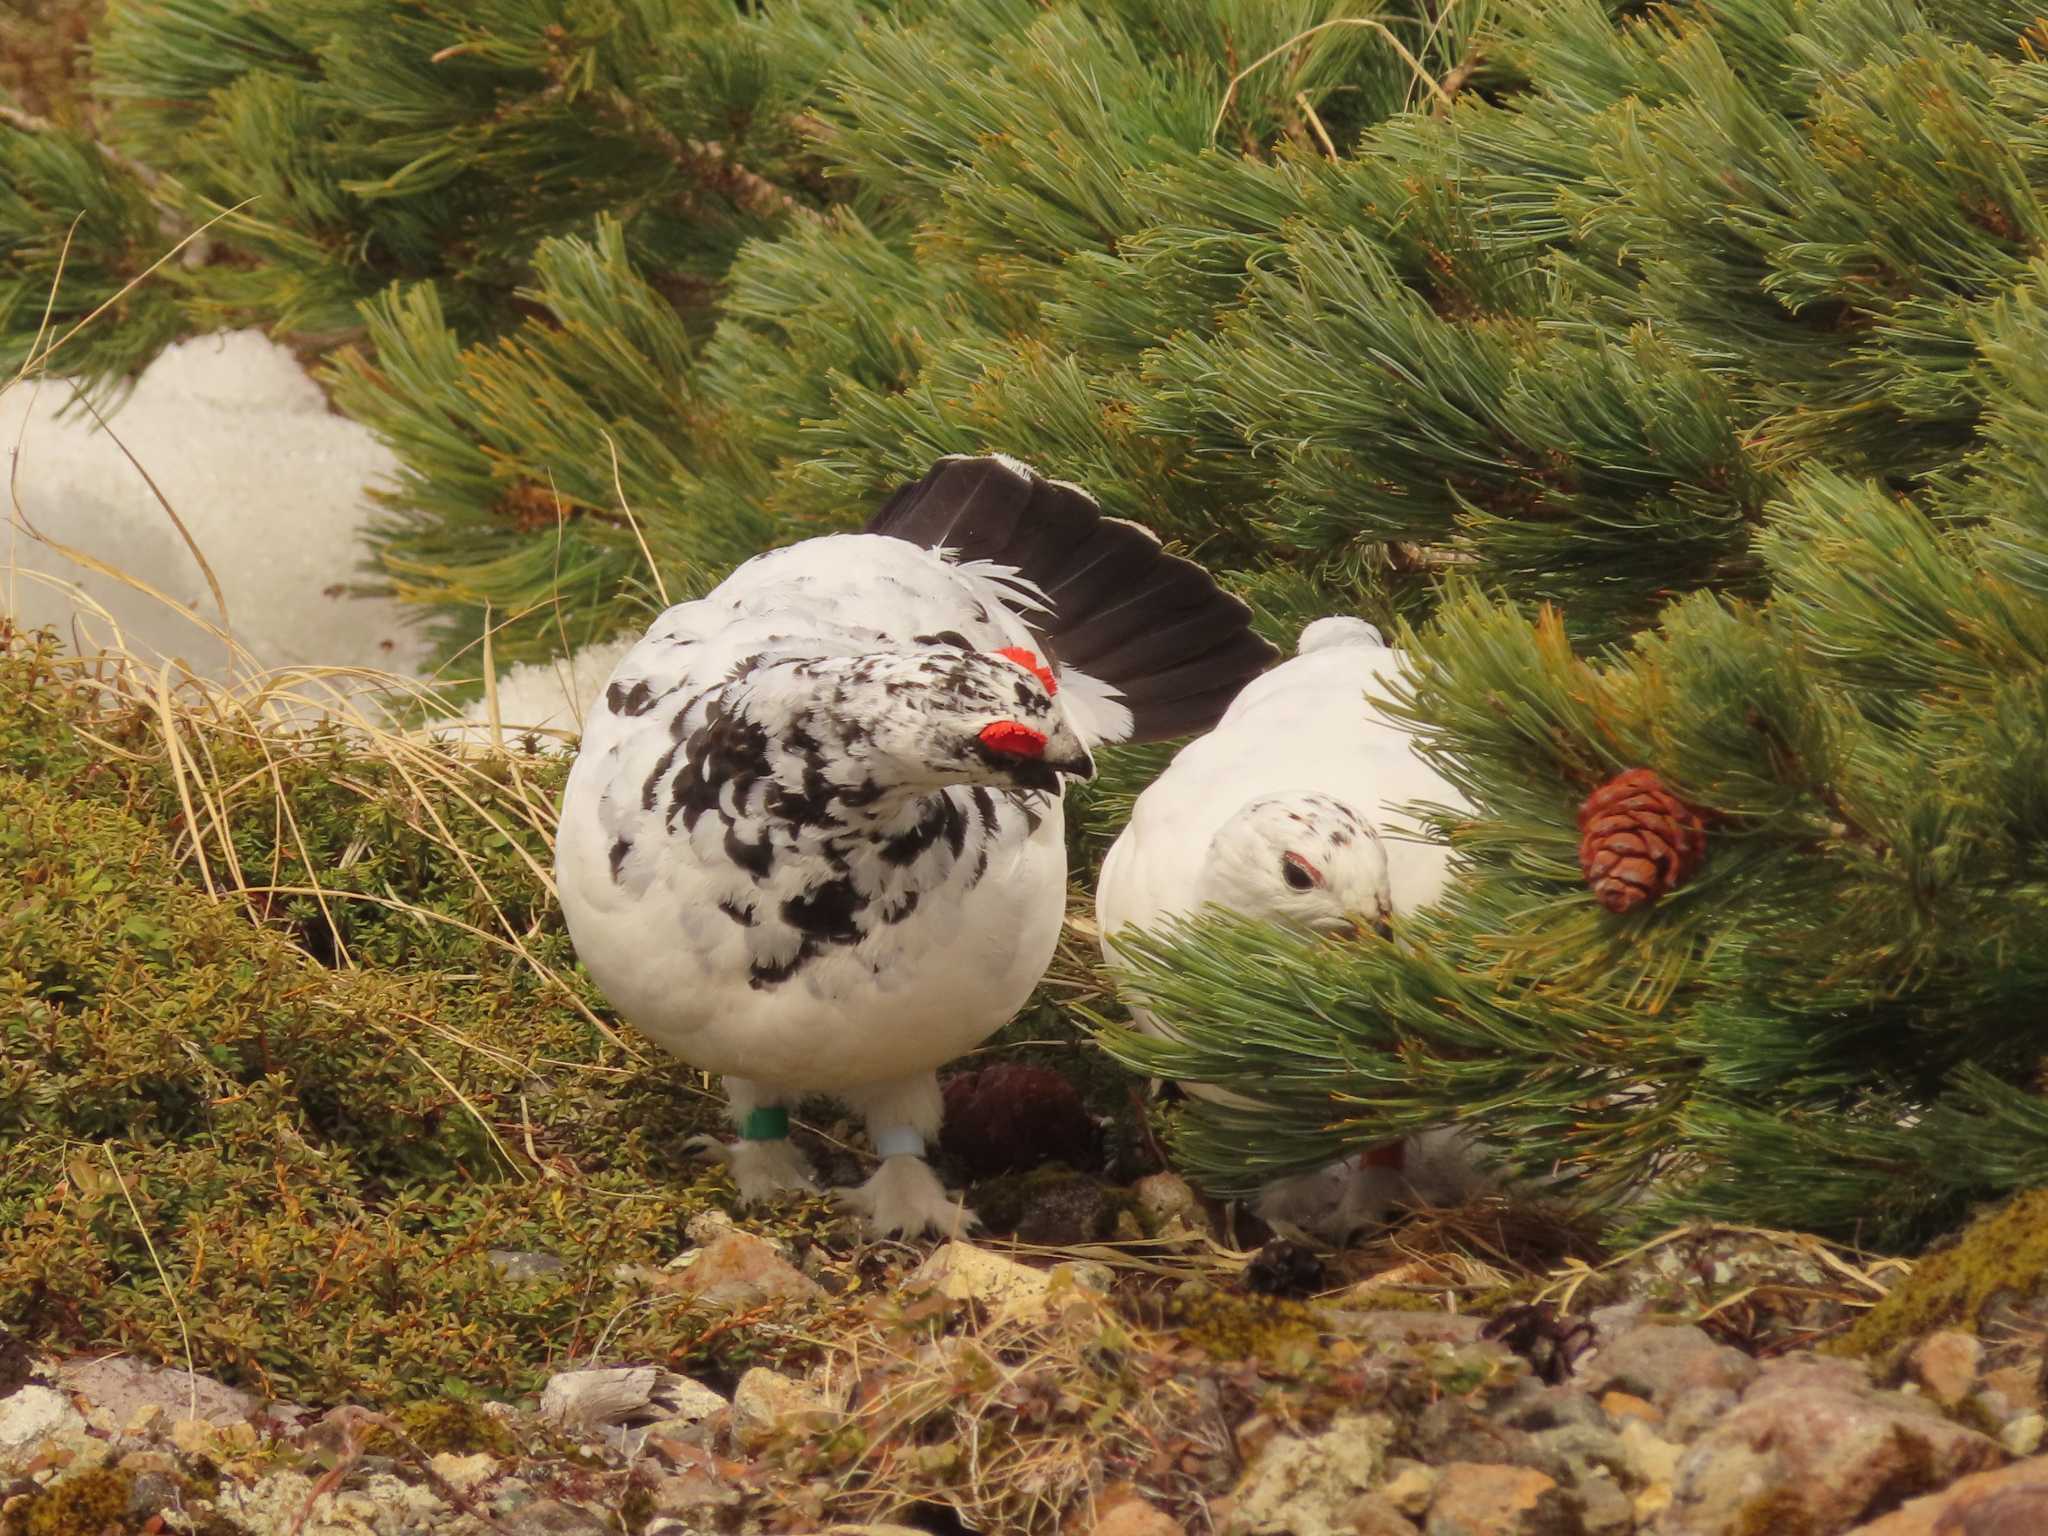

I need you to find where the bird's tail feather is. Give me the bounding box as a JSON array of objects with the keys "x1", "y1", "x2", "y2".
[{"x1": 865, "y1": 455, "x2": 1277, "y2": 744}]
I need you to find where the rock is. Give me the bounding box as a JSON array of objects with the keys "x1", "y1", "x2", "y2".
[
  {"x1": 53, "y1": 1355, "x2": 260, "y2": 1429},
  {"x1": 487, "y1": 1250, "x2": 567, "y2": 1283},
  {"x1": 1600, "y1": 1392, "x2": 1661, "y2": 1426},
  {"x1": 1524, "y1": 1422, "x2": 1629, "y2": 1486},
  {"x1": 911, "y1": 1241, "x2": 1053, "y2": 1318},
  {"x1": 1843, "y1": 1455, "x2": 2048, "y2": 1534},
  {"x1": 2000, "y1": 1413, "x2": 2044, "y2": 1457},
  {"x1": 1575, "y1": 1471, "x2": 1635, "y2": 1535},
  {"x1": 126, "y1": 1469, "x2": 182, "y2": 1518},
  {"x1": 1135, "y1": 1172, "x2": 1205, "y2": 1231},
  {"x1": 1909, "y1": 1332, "x2": 1985, "y2": 1407},
  {"x1": 1332, "y1": 1311, "x2": 1490, "y2": 1350},
  {"x1": 1747, "y1": 1353, "x2": 1872, "y2": 1400},
  {"x1": 538, "y1": 1367, "x2": 726, "y2": 1440},
  {"x1": 1617, "y1": 1419, "x2": 1682, "y2": 1486},
  {"x1": 1090, "y1": 1491, "x2": 1186, "y2": 1535},
  {"x1": 1409, "y1": 1399, "x2": 1540, "y2": 1471},
  {"x1": 1223, "y1": 1413, "x2": 1394, "y2": 1536},
  {"x1": 654, "y1": 1230, "x2": 826, "y2": 1310},
  {"x1": 1982, "y1": 1367, "x2": 2042, "y2": 1415},
  {"x1": 1342, "y1": 1492, "x2": 1421, "y2": 1534},
  {"x1": 1662, "y1": 1379, "x2": 2006, "y2": 1535},
  {"x1": 498, "y1": 1496, "x2": 614, "y2": 1533},
  {"x1": 0, "y1": 1385, "x2": 85, "y2": 1458},
  {"x1": 730, "y1": 1367, "x2": 836, "y2": 1452},
  {"x1": 1381, "y1": 1461, "x2": 1442, "y2": 1516},
  {"x1": 1577, "y1": 1323, "x2": 1758, "y2": 1408},
  {"x1": 968, "y1": 1168, "x2": 1139, "y2": 1245},
  {"x1": 430, "y1": 1451, "x2": 501, "y2": 1495},
  {"x1": 1423, "y1": 1463, "x2": 1571, "y2": 1536}
]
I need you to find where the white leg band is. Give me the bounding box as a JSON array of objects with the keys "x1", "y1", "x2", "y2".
[{"x1": 873, "y1": 1125, "x2": 925, "y2": 1160}]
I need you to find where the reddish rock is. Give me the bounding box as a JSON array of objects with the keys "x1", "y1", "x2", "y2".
[
  {"x1": 1843, "y1": 1456, "x2": 2048, "y2": 1535},
  {"x1": 1600, "y1": 1391, "x2": 1660, "y2": 1426},
  {"x1": 1342, "y1": 1492, "x2": 1421, "y2": 1535},
  {"x1": 1663, "y1": 1380, "x2": 2006, "y2": 1536},
  {"x1": 1909, "y1": 1332, "x2": 1985, "y2": 1408},
  {"x1": 1088, "y1": 1492, "x2": 1186, "y2": 1536},
  {"x1": 1424, "y1": 1463, "x2": 1571, "y2": 1536},
  {"x1": 1577, "y1": 1322, "x2": 1758, "y2": 1406},
  {"x1": 651, "y1": 1230, "x2": 824, "y2": 1311}
]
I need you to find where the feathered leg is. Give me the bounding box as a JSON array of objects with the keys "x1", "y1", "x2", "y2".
[
  {"x1": 838, "y1": 1072, "x2": 977, "y2": 1238},
  {"x1": 687, "y1": 1077, "x2": 818, "y2": 1203}
]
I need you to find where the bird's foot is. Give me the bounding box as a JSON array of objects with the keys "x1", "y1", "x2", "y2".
[
  {"x1": 686, "y1": 1134, "x2": 819, "y2": 1204},
  {"x1": 837, "y1": 1155, "x2": 978, "y2": 1239}
]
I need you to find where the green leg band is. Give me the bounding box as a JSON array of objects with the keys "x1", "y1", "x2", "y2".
[{"x1": 741, "y1": 1106, "x2": 789, "y2": 1141}]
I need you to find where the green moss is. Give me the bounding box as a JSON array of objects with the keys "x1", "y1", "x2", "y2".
[
  {"x1": 1831, "y1": 1188, "x2": 2048, "y2": 1366},
  {"x1": 369, "y1": 1398, "x2": 516, "y2": 1457},
  {"x1": 4, "y1": 1468, "x2": 133, "y2": 1536},
  {"x1": 968, "y1": 1168, "x2": 1140, "y2": 1246},
  {"x1": 1167, "y1": 1282, "x2": 1320, "y2": 1370},
  {"x1": 0, "y1": 634, "x2": 776, "y2": 1403}
]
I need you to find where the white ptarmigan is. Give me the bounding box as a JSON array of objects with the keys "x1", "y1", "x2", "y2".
[
  {"x1": 1095, "y1": 615, "x2": 1490, "y2": 1238},
  {"x1": 555, "y1": 456, "x2": 1276, "y2": 1236}
]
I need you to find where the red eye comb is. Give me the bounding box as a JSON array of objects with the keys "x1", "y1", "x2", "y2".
[
  {"x1": 978, "y1": 721, "x2": 1048, "y2": 758},
  {"x1": 995, "y1": 647, "x2": 1058, "y2": 695}
]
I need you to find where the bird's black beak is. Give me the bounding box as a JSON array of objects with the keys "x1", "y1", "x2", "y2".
[{"x1": 1048, "y1": 747, "x2": 1095, "y2": 782}]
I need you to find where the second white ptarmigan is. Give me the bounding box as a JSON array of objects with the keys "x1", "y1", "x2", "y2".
[
  {"x1": 555, "y1": 456, "x2": 1275, "y2": 1236},
  {"x1": 1096, "y1": 615, "x2": 1490, "y2": 1237}
]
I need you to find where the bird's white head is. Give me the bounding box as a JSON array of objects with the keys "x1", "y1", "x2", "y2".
[
  {"x1": 788, "y1": 643, "x2": 1094, "y2": 795},
  {"x1": 1194, "y1": 792, "x2": 1392, "y2": 937}
]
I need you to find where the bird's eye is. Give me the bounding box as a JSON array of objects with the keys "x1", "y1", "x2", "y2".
[{"x1": 1281, "y1": 852, "x2": 1321, "y2": 891}]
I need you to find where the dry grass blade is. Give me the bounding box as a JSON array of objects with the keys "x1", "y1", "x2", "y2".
[
  {"x1": 101, "y1": 1141, "x2": 200, "y2": 1426},
  {"x1": 607, "y1": 427, "x2": 669, "y2": 608},
  {"x1": 1210, "y1": 16, "x2": 1455, "y2": 147},
  {"x1": 63, "y1": 378, "x2": 233, "y2": 638}
]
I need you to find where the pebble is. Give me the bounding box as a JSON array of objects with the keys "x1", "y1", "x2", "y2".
[
  {"x1": 1908, "y1": 1329, "x2": 1984, "y2": 1406},
  {"x1": 0, "y1": 1386, "x2": 85, "y2": 1459},
  {"x1": 730, "y1": 1367, "x2": 836, "y2": 1452},
  {"x1": 1423, "y1": 1462, "x2": 1566, "y2": 1536}
]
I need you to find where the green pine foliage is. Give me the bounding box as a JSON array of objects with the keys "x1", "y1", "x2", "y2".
[{"x1": 7, "y1": 0, "x2": 2048, "y2": 1248}]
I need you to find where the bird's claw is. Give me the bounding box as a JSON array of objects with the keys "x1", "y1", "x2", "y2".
[
  {"x1": 687, "y1": 1134, "x2": 819, "y2": 1203},
  {"x1": 838, "y1": 1155, "x2": 978, "y2": 1238}
]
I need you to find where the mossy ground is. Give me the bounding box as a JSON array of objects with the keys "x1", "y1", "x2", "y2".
[
  {"x1": 1, "y1": 617, "x2": 2001, "y2": 1525},
  {"x1": 1832, "y1": 1187, "x2": 2048, "y2": 1367},
  {"x1": 0, "y1": 629, "x2": 803, "y2": 1403}
]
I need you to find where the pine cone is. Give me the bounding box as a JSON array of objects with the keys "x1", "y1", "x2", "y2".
[{"x1": 1577, "y1": 767, "x2": 1708, "y2": 912}]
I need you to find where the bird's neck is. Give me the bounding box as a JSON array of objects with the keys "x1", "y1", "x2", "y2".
[{"x1": 687, "y1": 661, "x2": 945, "y2": 837}]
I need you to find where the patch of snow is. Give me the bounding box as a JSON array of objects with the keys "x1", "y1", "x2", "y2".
[{"x1": 2, "y1": 329, "x2": 429, "y2": 683}]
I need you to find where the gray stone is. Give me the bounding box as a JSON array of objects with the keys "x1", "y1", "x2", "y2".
[
  {"x1": 730, "y1": 1368, "x2": 835, "y2": 1453},
  {"x1": 487, "y1": 1250, "x2": 567, "y2": 1283},
  {"x1": 1223, "y1": 1413, "x2": 1395, "y2": 1536},
  {"x1": 1577, "y1": 1323, "x2": 1757, "y2": 1407},
  {"x1": 1524, "y1": 1422, "x2": 1630, "y2": 1486},
  {"x1": 54, "y1": 1355, "x2": 260, "y2": 1429},
  {"x1": 0, "y1": 1385, "x2": 85, "y2": 1459}
]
